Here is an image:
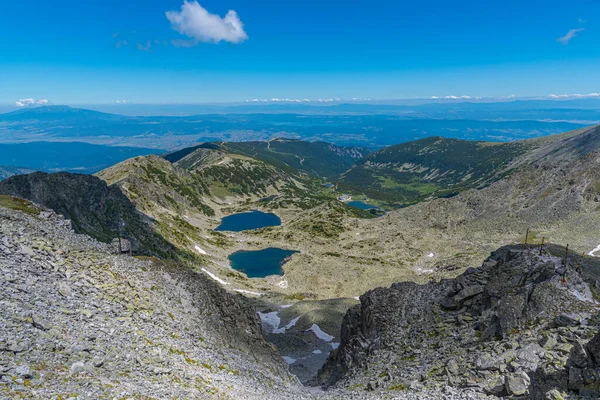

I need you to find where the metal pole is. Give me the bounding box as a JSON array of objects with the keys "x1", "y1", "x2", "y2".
[
  {"x1": 576, "y1": 252, "x2": 584, "y2": 273},
  {"x1": 562, "y1": 244, "x2": 569, "y2": 285}
]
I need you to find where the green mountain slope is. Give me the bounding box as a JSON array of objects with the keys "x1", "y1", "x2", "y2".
[
  {"x1": 222, "y1": 139, "x2": 370, "y2": 179},
  {"x1": 339, "y1": 136, "x2": 527, "y2": 206}
]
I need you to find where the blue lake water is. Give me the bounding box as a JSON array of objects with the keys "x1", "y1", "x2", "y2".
[
  {"x1": 228, "y1": 248, "x2": 299, "y2": 278},
  {"x1": 347, "y1": 201, "x2": 381, "y2": 211},
  {"x1": 215, "y1": 210, "x2": 281, "y2": 232}
]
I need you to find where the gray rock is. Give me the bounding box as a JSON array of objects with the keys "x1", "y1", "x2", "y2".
[
  {"x1": 15, "y1": 365, "x2": 33, "y2": 379},
  {"x1": 555, "y1": 313, "x2": 580, "y2": 327},
  {"x1": 70, "y1": 362, "x2": 93, "y2": 375},
  {"x1": 31, "y1": 313, "x2": 49, "y2": 330},
  {"x1": 505, "y1": 371, "x2": 530, "y2": 396},
  {"x1": 92, "y1": 357, "x2": 105, "y2": 368},
  {"x1": 569, "y1": 340, "x2": 592, "y2": 368},
  {"x1": 483, "y1": 374, "x2": 505, "y2": 396},
  {"x1": 476, "y1": 354, "x2": 499, "y2": 371},
  {"x1": 453, "y1": 285, "x2": 484, "y2": 306},
  {"x1": 446, "y1": 358, "x2": 459, "y2": 375}
]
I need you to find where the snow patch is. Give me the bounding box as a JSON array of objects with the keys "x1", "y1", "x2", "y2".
[
  {"x1": 330, "y1": 342, "x2": 340, "y2": 350},
  {"x1": 233, "y1": 289, "x2": 264, "y2": 296},
  {"x1": 308, "y1": 324, "x2": 335, "y2": 342},
  {"x1": 274, "y1": 315, "x2": 301, "y2": 334},
  {"x1": 280, "y1": 304, "x2": 294, "y2": 309},
  {"x1": 194, "y1": 245, "x2": 208, "y2": 255},
  {"x1": 588, "y1": 244, "x2": 600, "y2": 257},
  {"x1": 276, "y1": 280, "x2": 288, "y2": 289},
  {"x1": 353, "y1": 296, "x2": 360, "y2": 301},
  {"x1": 258, "y1": 312, "x2": 280, "y2": 331},
  {"x1": 426, "y1": 252, "x2": 435, "y2": 258},
  {"x1": 282, "y1": 356, "x2": 296, "y2": 365},
  {"x1": 258, "y1": 312, "x2": 300, "y2": 334},
  {"x1": 312, "y1": 349, "x2": 323, "y2": 354},
  {"x1": 201, "y1": 268, "x2": 229, "y2": 285},
  {"x1": 414, "y1": 266, "x2": 435, "y2": 275}
]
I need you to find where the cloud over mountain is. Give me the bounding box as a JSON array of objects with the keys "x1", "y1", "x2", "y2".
[
  {"x1": 15, "y1": 98, "x2": 49, "y2": 107},
  {"x1": 166, "y1": 1, "x2": 248, "y2": 45}
]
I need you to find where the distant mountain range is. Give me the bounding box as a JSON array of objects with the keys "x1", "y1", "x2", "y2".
[
  {"x1": 0, "y1": 142, "x2": 163, "y2": 174},
  {"x1": 1, "y1": 103, "x2": 597, "y2": 149}
]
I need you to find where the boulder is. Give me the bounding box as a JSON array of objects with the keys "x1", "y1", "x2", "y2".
[{"x1": 505, "y1": 371, "x2": 531, "y2": 396}]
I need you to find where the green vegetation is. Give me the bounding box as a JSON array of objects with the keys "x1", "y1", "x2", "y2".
[
  {"x1": 0, "y1": 195, "x2": 40, "y2": 215},
  {"x1": 223, "y1": 139, "x2": 370, "y2": 180},
  {"x1": 339, "y1": 136, "x2": 526, "y2": 207}
]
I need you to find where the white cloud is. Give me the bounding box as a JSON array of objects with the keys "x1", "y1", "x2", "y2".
[
  {"x1": 116, "y1": 40, "x2": 129, "y2": 49},
  {"x1": 548, "y1": 93, "x2": 600, "y2": 99},
  {"x1": 557, "y1": 28, "x2": 584, "y2": 45},
  {"x1": 166, "y1": 1, "x2": 248, "y2": 45},
  {"x1": 137, "y1": 41, "x2": 153, "y2": 52},
  {"x1": 443, "y1": 95, "x2": 472, "y2": 100},
  {"x1": 246, "y1": 98, "x2": 313, "y2": 103},
  {"x1": 15, "y1": 98, "x2": 49, "y2": 107}
]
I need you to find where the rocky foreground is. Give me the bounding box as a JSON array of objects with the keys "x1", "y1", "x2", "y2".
[
  {"x1": 3, "y1": 198, "x2": 600, "y2": 399},
  {"x1": 0, "y1": 204, "x2": 307, "y2": 399},
  {"x1": 316, "y1": 246, "x2": 600, "y2": 399},
  {"x1": 0, "y1": 201, "x2": 495, "y2": 400}
]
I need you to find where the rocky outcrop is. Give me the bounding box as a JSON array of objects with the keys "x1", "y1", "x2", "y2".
[
  {"x1": 0, "y1": 205, "x2": 307, "y2": 399},
  {"x1": 565, "y1": 331, "x2": 600, "y2": 397},
  {"x1": 316, "y1": 246, "x2": 599, "y2": 398},
  {"x1": 0, "y1": 172, "x2": 172, "y2": 256}
]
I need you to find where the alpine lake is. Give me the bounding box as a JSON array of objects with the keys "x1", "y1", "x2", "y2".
[{"x1": 216, "y1": 210, "x2": 298, "y2": 278}]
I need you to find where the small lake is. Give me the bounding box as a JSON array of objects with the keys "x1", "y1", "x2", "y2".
[
  {"x1": 215, "y1": 210, "x2": 281, "y2": 232},
  {"x1": 347, "y1": 201, "x2": 381, "y2": 211},
  {"x1": 229, "y1": 248, "x2": 299, "y2": 278}
]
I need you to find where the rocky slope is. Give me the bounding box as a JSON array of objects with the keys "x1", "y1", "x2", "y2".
[
  {"x1": 340, "y1": 124, "x2": 600, "y2": 280},
  {"x1": 316, "y1": 245, "x2": 600, "y2": 398},
  {"x1": 0, "y1": 172, "x2": 171, "y2": 257},
  {"x1": 0, "y1": 187, "x2": 494, "y2": 399},
  {"x1": 0, "y1": 202, "x2": 308, "y2": 399}
]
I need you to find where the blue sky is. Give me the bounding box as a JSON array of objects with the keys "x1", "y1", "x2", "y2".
[{"x1": 0, "y1": 0, "x2": 598, "y2": 105}]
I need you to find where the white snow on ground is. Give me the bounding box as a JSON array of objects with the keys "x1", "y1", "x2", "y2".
[
  {"x1": 312, "y1": 349, "x2": 323, "y2": 354},
  {"x1": 588, "y1": 244, "x2": 600, "y2": 257},
  {"x1": 258, "y1": 311, "x2": 301, "y2": 334},
  {"x1": 308, "y1": 324, "x2": 335, "y2": 342},
  {"x1": 273, "y1": 316, "x2": 301, "y2": 334},
  {"x1": 414, "y1": 266, "x2": 435, "y2": 275},
  {"x1": 353, "y1": 296, "x2": 360, "y2": 301},
  {"x1": 330, "y1": 342, "x2": 340, "y2": 350},
  {"x1": 233, "y1": 289, "x2": 264, "y2": 296},
  {"x1": 282, "y1": 356, "x2": 296, "y2": 364},
  {"x1": 258, "y1": 312, "x2": 281, "y2": 331},
  {"x1": 427, "y1": 252, "x2": 435, "y2": 258},
  {"x1": 280, "y1": 304, "x2": 294, "y2": 309},
  {"x1": 194, "y1": 245, "x2": 208, "y2": 255},
  {"x1": 276, "y1": 280, "x2": 288, "y2": 289},
  {"x1": 201, "y1": 268, "x2": 229, "y2": 285}
]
